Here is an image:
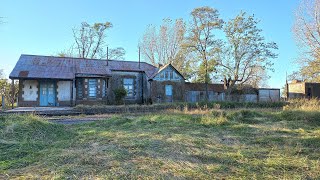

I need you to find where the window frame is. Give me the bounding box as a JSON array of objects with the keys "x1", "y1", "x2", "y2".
[
  {"x1": 123, "y1": 78, "x2": 134, "y2": 98},
  {"x1": 88, "y1": 79, "x2": 97, "y2": 98},
  {"x1": 76, "y1": 79, "x2": 83, "y2": 99},
  {"x1": 102, "y1": 79, "x2": 106, "y2": 97}
]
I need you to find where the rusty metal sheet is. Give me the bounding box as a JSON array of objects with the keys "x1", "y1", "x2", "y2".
[{"x1": 9, "y1": 54, "x2": 158, "y2": 80}]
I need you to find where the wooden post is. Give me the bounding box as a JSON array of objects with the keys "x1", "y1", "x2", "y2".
[
  {"x1": 106, "y1": 46, "x2": 109, "y2": 66},
  {"x1": 71, "y1": 79, "x2": 75, "y2": 106},
  {"x1": 286, "y1": 72, "x2": 289, "y2": 101},
  {"x1": 138, "y1": 47, "x2": 141, "y2": 69},
  {"x1": 11, "y1": 79, "x2": 15, "y2": 109}
]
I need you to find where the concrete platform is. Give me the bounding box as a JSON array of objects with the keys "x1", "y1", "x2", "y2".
[
  {"x1": 5, "y1": 107, "x2": 74, "y2": 112},
  {"x1": 2, "y1": 107, "x2": 80, "y2": 116}
]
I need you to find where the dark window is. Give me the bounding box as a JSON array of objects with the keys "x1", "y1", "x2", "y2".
[{"x1": 77, "y1": 79, "x2": 83, "y2": 98}]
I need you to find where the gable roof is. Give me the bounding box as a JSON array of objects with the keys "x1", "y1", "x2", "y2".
[
  {"x1": 150, "y1": 63, "x2": 185, "y2": 80},
  {"x1": 9, "y1": 54, "x2": 158, "y2": 80}
]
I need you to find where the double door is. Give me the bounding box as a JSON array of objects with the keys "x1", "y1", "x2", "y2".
[{"x1": 40, "y1": 81, "x2": 56, "y2": 106}]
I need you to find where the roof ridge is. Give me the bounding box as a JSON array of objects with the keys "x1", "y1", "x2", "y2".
[{"x1": 20, "y1": 54, "x2": 156, "y2": 67}]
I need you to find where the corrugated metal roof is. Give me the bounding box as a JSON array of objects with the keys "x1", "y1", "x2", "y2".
[
  {"x1": 9, "y1": 54, "x2": 158, "y2": 79},
  {"x1": 107, "y1": 59, "x2": 158, "y2": 78}
]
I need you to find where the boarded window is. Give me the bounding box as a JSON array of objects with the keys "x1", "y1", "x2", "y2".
[
  {"x1": 88, "y1": 79, "x2": 97, "y2": 98},
  {"x1": 160, "y1": 72, "x2": 164, "y2": 79},
  {"x1": 123, "y1": 78, "x2": 134, "y2": 97},
  {"x1": 169, "y1": 71, "x2": 173, "y2": 80}
]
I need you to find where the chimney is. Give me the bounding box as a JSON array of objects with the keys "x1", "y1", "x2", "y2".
[
  {"x1": 292, "y1": 79, "x2": 302, "y2": 83},
  {"x1": 158, "y1": 63, "x2": 163, "y2": 69}
]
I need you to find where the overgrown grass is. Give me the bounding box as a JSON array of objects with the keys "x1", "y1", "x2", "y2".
[
  {"x1": 284, "y1": 98, "x2": 320, "y2": 111},
  {"x1": 1, "y1": 108, "x2": 320, "y2": 179},
  {"x1": 75, "y1": 101, "x2": 287, "y2": 114}
]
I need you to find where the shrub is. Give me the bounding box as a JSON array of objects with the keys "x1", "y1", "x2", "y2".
[{"x1": 113, "y1": 87, "x2": 127, "y2": 105}]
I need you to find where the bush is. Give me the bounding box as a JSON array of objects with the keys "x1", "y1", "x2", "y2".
[{"x1": 113, "y1": 87, "x2": 127, "y2": 105}]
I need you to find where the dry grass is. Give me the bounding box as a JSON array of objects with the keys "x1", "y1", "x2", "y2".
[
  {"x1": 1, "y1": 108, "x2": 320, "y2": 179},
  {"x1": 284, "y1": 98, "x2": 320, "y2": 111}
]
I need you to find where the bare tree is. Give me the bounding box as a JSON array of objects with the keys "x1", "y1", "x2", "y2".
[
  {"x1": 140, "y1": 18, "x2": 186, "y2": 64},
  {"x1": 214, "y1": 12, "x2": 278, "y2": 92},
  {"x1": 293, "y1": 0, "x2": 320, "y2": 82},
  {"x1": 139, "y1": 18, "x2": 196, "y2": 77},
  {"x1": 99, "y1": 47, "x2": 126, "y2": 60},
  {"x1": 184, "y1": 6, "x2": 223, "y2": 100},
  {"x1": 72, "y1": 22, "x2": 112, "y2": 59},
  {"x1": 58, "y1": 22, "x2": 126, "y2": 60}
]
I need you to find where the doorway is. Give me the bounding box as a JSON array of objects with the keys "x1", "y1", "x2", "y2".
[
  {"x1": 165, "y1": 85, "x2": 173, "y2": 102},
  {"x1": 40, "y1": 81, "x2": 56, "y2": 106}
]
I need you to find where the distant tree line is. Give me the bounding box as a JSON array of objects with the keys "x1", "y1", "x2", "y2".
[
  {"x1": 140, "y1": 7, "x2": 278, "y2": 99},
  {"x1": 60, "y1": 7, "x2": 279, "y2": 98}
]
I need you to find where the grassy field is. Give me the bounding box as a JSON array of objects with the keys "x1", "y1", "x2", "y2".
[{"x1": 0, "y1": 107, "x2": 320, "y2": 179}]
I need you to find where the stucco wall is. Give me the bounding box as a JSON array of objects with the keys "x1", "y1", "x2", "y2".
[
  {"x1": 57, "y1": 81, "x2": 71, "y2": 101},
  {"x1": 22, "y1": 80, "x2": 38, "y2": 101}
]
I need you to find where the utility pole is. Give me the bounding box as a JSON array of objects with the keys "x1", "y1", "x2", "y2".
[
  {"x1": 106, "y1": 46, "x2": 109, "y2": 66},
  {"x1": 138, "y1": 46, "x2": 141, "y2": 69},
  {"x1": 286, "y1": 72, "x2": 289, "y2": 101},
  {"x1": 204, "y1": 49, "x2": 208, "y2": 102}
]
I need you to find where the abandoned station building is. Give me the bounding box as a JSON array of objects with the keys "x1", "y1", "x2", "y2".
[
  {"x1": 10, "y1": 54, "x2": 227, "y2": 107},
  {"x1": 288, "y1": 80, "x2": 320, "y2": 99}
]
